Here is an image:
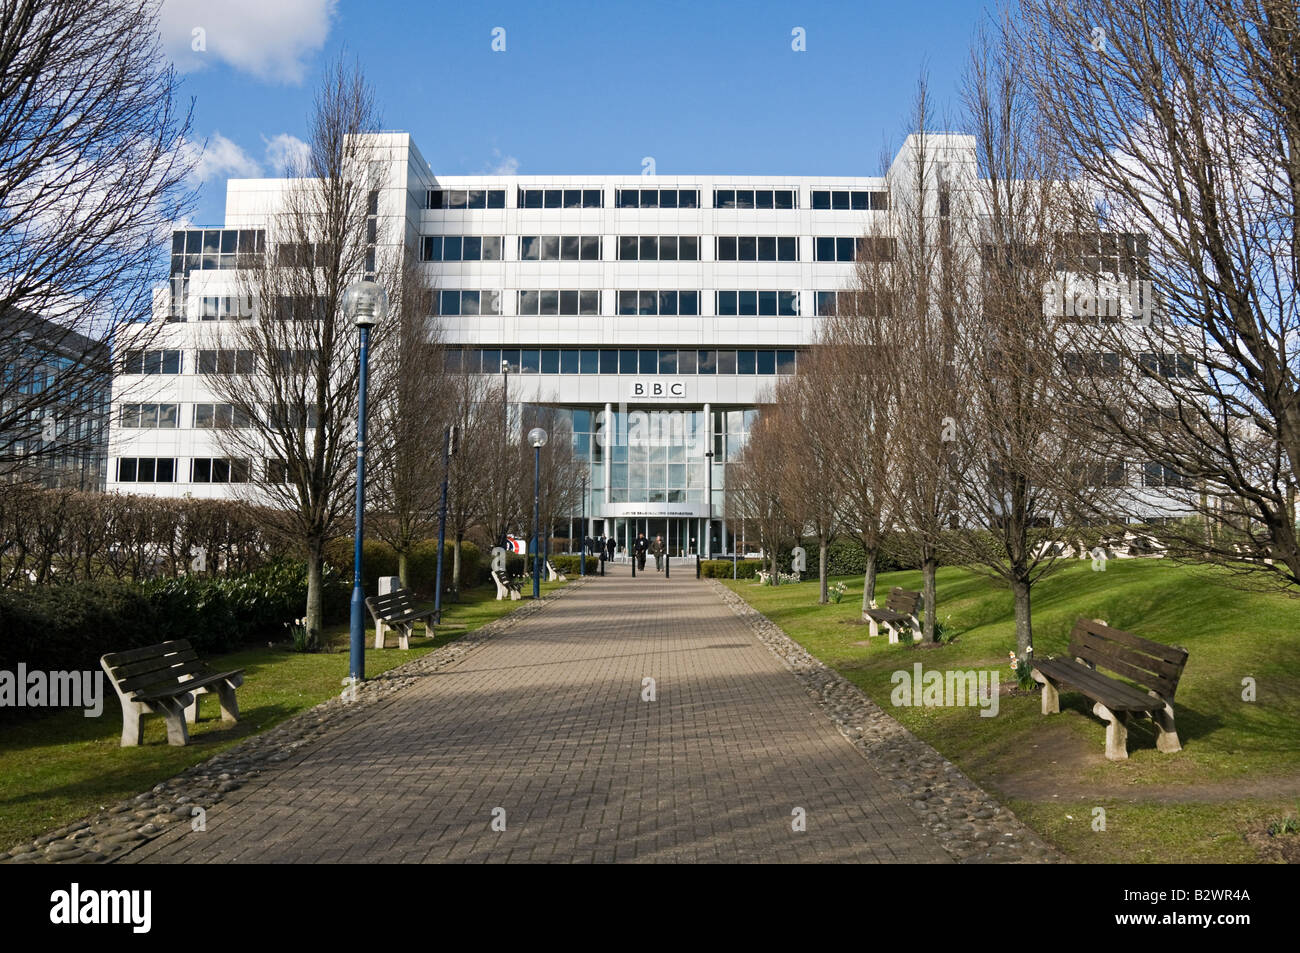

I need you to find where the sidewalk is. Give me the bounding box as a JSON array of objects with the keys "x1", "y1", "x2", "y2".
[{"x1": 125, "y1": 565, "x2": 953, "y2": 863}]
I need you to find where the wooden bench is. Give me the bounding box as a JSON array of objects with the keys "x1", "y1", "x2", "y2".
[
  {"x1": 864, "y1": 587, "x2": 922, "y2": 643},
  {"x1": 492, "y1": 568, "x2": 522, "y2": 601},
  {"x1": 546, "y1": 559, "x2": 566, "y2": 582},
  {"x1": 100, "y1": 640, "x2": 244, "y2": 747},
  {"x1": 365, "y1": 587, "x2": 436, "y2": 650},
  {"x1": 1031, "y1": 617, "x2": 1189, "y2": 761}
]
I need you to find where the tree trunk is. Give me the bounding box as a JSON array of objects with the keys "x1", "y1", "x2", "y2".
[
  {"x1": 818, "y1": 537, "x2": 828, "y2": 604},
  {"x1": 397, "y1": 549, "x2": 409, "y2": 589},
  {"x1": 922, "y1": 555, "x2": 938, "y2": 643},
  {"x1": 1012, "y1": 570, "x2": 1033, "y2": 656},
  {"x1": 306, "y1": 541, "x2": 325, "y2": 648},
  {"x1": 861, "y1": 548, "x2": 878, "y2": 611},
  {"x1": 452, "y1": 534, "x2": 462, "y2": 594}
]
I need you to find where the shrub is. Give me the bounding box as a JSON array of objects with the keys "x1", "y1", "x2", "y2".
[
  {"x1": 551, "y1": 555, "x2": 598, "y2": 576},
  {"x1": 700, "y1": 559, "x2": 763, "y2": 579}
]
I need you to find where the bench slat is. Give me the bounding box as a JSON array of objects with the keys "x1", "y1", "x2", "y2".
[
  {"x1": 102, "y1": 640, "x2": 195, "y2": 668},
  {"x1": 117, "y1": 661, "x2": 214, "y2": 694},
  {"x1": 107, "y1": 649, "x2": 200, "y2": 680},
  {"x1": 1070, "y1": 630, "x2": 1182, "y2": 697},
  {"x1": 1073, "y1": 618, "x2": 1188, "y2": 667},
  {"x1": 132, "y1": 668, "x2": 244, "y2": 702},
  {"x1": 1033, "y1": 658, "x2": 1159, "y2": 711}
]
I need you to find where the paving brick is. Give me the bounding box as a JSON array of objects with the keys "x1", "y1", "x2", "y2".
[{"x1": 126, "y1": 567, "x2": 951, "y2": 863}]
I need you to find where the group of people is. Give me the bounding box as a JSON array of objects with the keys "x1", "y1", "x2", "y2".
[{"x1": 584, "y1": 533, "x2": 667, "y2": 572}]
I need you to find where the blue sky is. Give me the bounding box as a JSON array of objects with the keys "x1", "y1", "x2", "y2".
[{"x1": 162, "y1": 0, "x2": 998, "y2": 225}]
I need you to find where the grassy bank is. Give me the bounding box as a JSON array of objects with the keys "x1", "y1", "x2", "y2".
[
  {"x1": 0, "y1": 580, "x2": 565, "y2": 849},
  {"x1": 724, "y1": 560, "x2": 1300, "y2": 862}
]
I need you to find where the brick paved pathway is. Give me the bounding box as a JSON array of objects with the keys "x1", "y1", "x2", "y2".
[{"x1": 125, "y1": 564, "x2": 951, "y2": 863}]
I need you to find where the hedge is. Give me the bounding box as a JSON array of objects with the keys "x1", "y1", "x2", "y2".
[
  {"x1": 700, "y1": 559, "x2": 764, "y2": 579},
  {"x1": 0, "y1": 560, "x2": 350, "y2": 719}
]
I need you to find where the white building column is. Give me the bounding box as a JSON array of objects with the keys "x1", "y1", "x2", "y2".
[
  {"x1": 702, "y1": 402, "x2": 712, "y2": 559},
  {"x1": 603, "y1": 401, "x2": 613, "y2": 537}
]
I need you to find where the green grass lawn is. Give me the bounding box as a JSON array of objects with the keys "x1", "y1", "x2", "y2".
[
  {"x1": 0, "y1": 580, "x2": 565, "y2": 850},
  {"x1": 724, "y1": 559, "x2": 1300, "y2": 863}
]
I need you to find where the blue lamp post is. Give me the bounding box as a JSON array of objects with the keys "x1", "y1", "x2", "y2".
[
  {"x1": 343, "y1": 280, "x2": 387, "y2": 683},
  {"x1": 528, "y1": 426, "x2": 548, "y2": 598},
  {"x1": 578, "y1": 471, "x2": 586, "y2": 577}
]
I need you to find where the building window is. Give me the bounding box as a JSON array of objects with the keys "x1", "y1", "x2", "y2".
[
  {"x1": 119, "y1": 403, "x2": 179, "y2": 429},
  {"x1": 437, "y1": 290, "x2": 503, "y2": 316},
  {"x1": 193, "y1": 403, "x2": 252, "y2": 429},
  {"x1": 814, "y1": 236, "x2": 895, "y2": 262},
  {"x1": 191, "y1": 457, "x2": 250, "y2": 483},
  {"x1": 199, "y1": 295, "x2": 253, "y2": 320},
  {"x1": 616, "y1": 236, "x2": 699, "y2": 261},
  {"x1": 518, "y1": 235, "x2": 601, "y2": 261},
  {"x1": 427, "y1": 189, "x2": 506, "y2": 209},
  {"x1": 810, "y1": 189, "x2": 889, "y2": 211},
  {"x1": 715, "y1": 236, "x2": 798, "y2": 262},
  {"x1": 197, "y1": 349, "x2": 257, "y2": 375},
  {"x1": 712, "y1": 189, "x2": 796, "y2": 209},
  {"x1": 120, "y1": 349, "x2": 182, "y2": 375},
  {"x1": 518, "y1": 188, "x2": 602, "y2": 209},
  {"x1": 1143, "y1": 462, "x2": 1190, "y2": 489},
  {"x1": 117, "y1": 457, "x2": 176, "y2": 483},
  {"x1": 446, "y1": 347, "x2": 797, "y2": 376},
  {"x1": 616, "y1": 291, "x2": 699, "y2": 316},
  {"x1": 269, "y1": 404, "x2": 320, "y2": 429},
  {"x1": 615, "y1": 188, "x2": 700, "y2": 209},
  {"x1": 1139, "y1": 351, "x2": 1196, "y2": 378},
  {"x1": 421, "y1": 236, "x2": 504, "y2": 262},
  {"x1": 517, "y1": 290, "x2": 600, "y2": 316},
  {"x1": 716, "y1": 290, "x2": 799, "y2": 316}
]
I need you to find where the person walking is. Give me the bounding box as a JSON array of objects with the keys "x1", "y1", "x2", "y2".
[
  {"x1": 634, "y1": 532, "x2": 649, "y2": 571},
  {"x1": 651, "y1": 534, "x2": 666, "y2": 572},
  {"x1": 605, "y1": 536, "x2": 616, "y2": 562}
]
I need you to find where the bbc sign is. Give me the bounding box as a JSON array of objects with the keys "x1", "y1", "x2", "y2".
[{"x1": 629, "y1": 379, "x2": 687, "y2": 401}]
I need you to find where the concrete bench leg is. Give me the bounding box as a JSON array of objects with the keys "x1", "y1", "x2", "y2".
[
  {"x1": 119, "y1": 702, "x2": 145, "y2": 747},
  {"x1": 158, "y1": 696, "x2": 192, "y2": 746},
  {"x1": 185, "y1": 692, "x2": 202, "y2": 724},
  {"x1": 1032, "y1": 671, "x2": 1060, "y2": 714},
  {"x1": 886, "y1": 622, "x2": 901, "y2": 644},
  {"x1": 1092, "y1": 701, "x2": 1129, "y2": 760},
  {"x1": 865, "y1": 616, "x2": 880, "y2": 639},
  {"x1": 374, "y1": 619, "x2": 386, "y2": 649},
  {"x1": 215, "y1": 680, "x2": 240, "y2": 723},
  {"x1": 397, "y1": 625, "x2": 411, "y2": 651},
  {"x1": 1149, "y1": 691, "x2": 1182, "y2": 753}
]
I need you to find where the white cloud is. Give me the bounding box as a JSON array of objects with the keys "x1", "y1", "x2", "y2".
[
  {"x1": 160, "y1": 0, "x2": 336, "y2": 84},
  {"x1": 182, "y1": 132, "x2": 262, "y2": 184},
  {"x1": 487, "y1": 149, "x2": 520, "y2": 175},
  {"x1": 263, "y1": 133, "x2": 311, "y2": 175}
]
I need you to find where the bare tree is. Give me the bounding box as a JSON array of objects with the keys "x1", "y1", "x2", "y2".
[
  {"x1": 819, "y1": 268, "x2": 896, "y2": 610},
  {"x1": 442, "y1": 371, "x2": 496, "y2": 593},
  {"x1": 1019, "y1": 0, "x2": 1300, "y2": 589},
  {"x1": 874, "y1": 79, "x2": 966, "y2": 642},
  {"x1": 0, "y1": 0, "x2": 194, "y2": 483},
  {"x1": 368, "y1": 252, "x2": 445, "y2": 587},
  {"x1": 206, "y1": 55, "x2": 386, "y2": 642},
  {"x1": 941, "y1": 15, "x2": 1110, "y2": 655},
  {"x1": 730, "y1": 406, "x2": 795, "y2": 582},
  {"x1": 772, "y1": 351, "x2": 844, "y2": 602}
]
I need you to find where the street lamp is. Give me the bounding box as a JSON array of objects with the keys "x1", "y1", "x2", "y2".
[
  {"x1": 529, "y1": 427, "x2": 548, "y2": 598},
  {"x1": 342, "y1": 279, "x2": 388, "y2": 683},
  {"x1": 500, "y1": 359, "x2": 509, "y2": 552}
]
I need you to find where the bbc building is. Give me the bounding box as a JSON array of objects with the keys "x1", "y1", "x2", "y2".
[{"x1": 105, "y1": 131, "x2": 1175, "y2": 555}]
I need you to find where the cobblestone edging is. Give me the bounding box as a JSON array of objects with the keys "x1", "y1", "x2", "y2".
[
  {"x1": 708, "y1": 579, "x2": 1061, "y2": 864},
  {"x1": 0, "y1": 579, "x2": 588, "y2": 865}
]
